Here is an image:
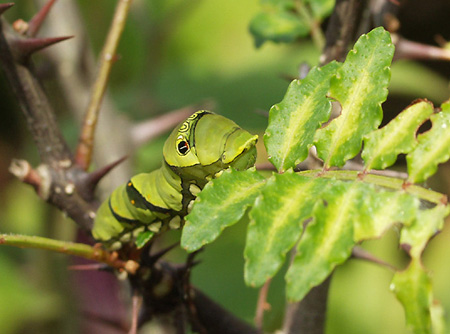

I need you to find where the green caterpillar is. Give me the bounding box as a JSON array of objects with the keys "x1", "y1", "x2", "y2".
[{"x1": 92, "y1": 110, "x2": 258, "y2": 249}]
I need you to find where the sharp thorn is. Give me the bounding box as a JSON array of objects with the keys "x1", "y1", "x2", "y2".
[
  {"x1": 189, "y1": 260, "x2": 201, "y2": 268},
  {"x1": 83, "y1": 155, "x2": 128, "y2": 192},
  {"x1": 149, "y1": 242, "x2": 179, "y2": 262},
  {"x1": 0, "y1": 3, "x2": 14, "y2": 15},
  {"x1": 28, "y1": 0, "x2": 57, "y2": 37},
  {"x1": 10, "y1": 35, "x2": 73, "y2": 62}
]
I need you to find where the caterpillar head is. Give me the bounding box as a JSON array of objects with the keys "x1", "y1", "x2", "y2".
[{"x1": 163, "y1": 110, "x2": 257, "y2": 179}]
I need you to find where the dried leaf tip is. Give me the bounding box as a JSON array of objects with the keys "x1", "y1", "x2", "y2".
[
  {"x1": 0, "y1": 3, "x2": 14, "y2": 16},
  {"x1": 10, "y1": 35, "x2": 73, "y2": 62},
  {"x1": 28, "y1": 0, "x2": 57, "y2": 37}
]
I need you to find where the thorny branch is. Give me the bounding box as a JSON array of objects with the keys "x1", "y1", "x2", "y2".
[{"x1": 0, "y1": 4, "x2": 95, "y2": 230}]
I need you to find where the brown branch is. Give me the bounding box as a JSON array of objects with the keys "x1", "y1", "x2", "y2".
[
  {"x1": 255, "y1": 279, "x2": 271, "y2": 332},
  {"x1": 393, "y1": 33, "x2": 450, "y2": 61},
  {"x1": 320, "y1": 0, "x2": 368, "y2": 65},
  {"x1": 0, "y1": 18, "x2": 72, "y2": 164},
  {"x1": 75, "y1": 0, "x2": 133, "y2": 170},
  {"x1": 0, "y1": 5, "x2": 97, "y2": 231},
  {"x1": 282, "y1": 277, "x2": 331, "y2": 334},
  {"x1": 192, "y1": 288, "x2": 259, "y2": 334}
]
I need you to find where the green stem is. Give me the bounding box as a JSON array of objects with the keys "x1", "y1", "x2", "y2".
[
  {"x1": 295, "y1": 0, "x2": 325, "y2": 50},
  {"x1": 0, "y1": 233, "x2": 138, "y2": 274},
  {"x1": 298, "y1": 169, "x2": 448, "y2": 205}
]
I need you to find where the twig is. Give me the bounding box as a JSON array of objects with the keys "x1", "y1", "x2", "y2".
[
  {"x1": 352, "y1": 246, "x2": 398, "y2": 271},
  {"x1": 75, "y1": 0, "x2": 133, "y2": 170},
  {"x1": 255, "y1": 279, "x2": 271, "y2": 332},
  {"x1": 9, "y1": 158, "x2": 43, "y2": 195},
  {"x1": 0, "y1": 233, "x2": 139, "y2": 274},
  {"x1": 128, "y1": 290, "x2": 143, "y2": 334},
  {"x1": 294, "y1": 0, "x2": 325, "y2": 50},
  {"x1": 299, "y1": 169, "x2": 448, "y2": 205},
  {"x1": 392, "y1": 33, "x2": 450, "y2": 61},
  {"x1": 130, "y1": 106, "x2": 201, "y2": 148}
]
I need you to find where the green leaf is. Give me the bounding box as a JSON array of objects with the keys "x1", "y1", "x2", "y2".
[
  {"x1": 407, "y1": 100, "x2": 450, "y2": 183},
  {"x1": 304, "y1": 0, "x2": 335, "y2": 20},
  {"x1": 249, "y1": 11, "x2": 310, "y2": 47},
  {"x1": 400, "y1": 204, "x2": 450, "y2": 258},
  {"x1": 391, "y1": 258, "x2": 432, "y2": 334},
  {"x1": 265, "y1": 62, "x2": 340, "y2": 172},
  {"x1": 285, "y1": 181, "x2": 364, "y2": 301},
  {"x1": 362, "y1": 100, "x2": 434, "y2": 170},
  {"x1": 245, "y1": 173, "x2": 329, "y2": 287},
  {"x1": 181, "y1": 168, "x2": 266, "y2": 252},
  {"x1": 135, "y1": 231, "x2": 154, "y2": 249},
  {"x1": 314, "y1": 27, "x2": 394, "y2": 168},
  {"x1": 354, "y1": 190, "x2": 419, "y2": 241}
]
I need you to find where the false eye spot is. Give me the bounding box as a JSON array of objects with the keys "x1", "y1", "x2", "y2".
[{"x1": 177, "y1": 140, "x2": 190, "y2": 155}]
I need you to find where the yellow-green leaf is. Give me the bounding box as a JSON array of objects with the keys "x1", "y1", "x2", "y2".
[
  {"x1": 363, "y1": 100, "x2": 434, "y2": 170},
  {"x1": 265, "y1": 61, "x2": 340, "y2": 172},
  {"x1": 181, "y1": 169, "x2": 266, "y2": 252},
  {"x1": 285, "y1": 181, "x2": 362, "y2": 301},
  {"x1": 391, "y1": 258, "x2": 432, "y2": 334},
  {"x1": 354, "y1": 190, "x2": 419, "y2": 241},
  {"x1": 400, "y1": 204, "x2": 450, "y2": 258},
  {"x1": 314, "y1": 27, "x2": 394, "y2": 168},
  {"x1": 407, "y1": 100, "x2": 450, "y2": 183},
  {"x1": 245, "y1": 173, "x2": 329, "y2": 287}
]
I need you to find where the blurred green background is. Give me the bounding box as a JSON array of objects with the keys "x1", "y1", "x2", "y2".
[{"x1": 0, "y1": 0, "x2": 450, "y2": 333}]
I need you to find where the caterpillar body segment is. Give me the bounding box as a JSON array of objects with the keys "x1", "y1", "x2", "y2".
[{"x1": 92, "y1": 110, "x2": 258, "y2": 249}]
